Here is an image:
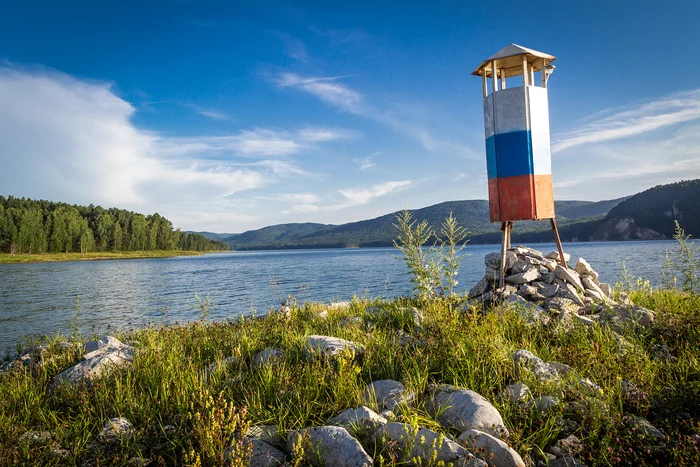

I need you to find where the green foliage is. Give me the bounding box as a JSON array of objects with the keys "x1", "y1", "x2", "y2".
[
  {"x1": 393, "y1": 209, "x2": 468, "y2": 303},
  {"x1": 1, "y1": 290, "x2": 699, "y2": 465},
  {"x1": 672, "y1": 221, "x2": 699, "y2": 293},
  {"x1": 0, "y1": 195, "x2": 228, "y2": 255}
]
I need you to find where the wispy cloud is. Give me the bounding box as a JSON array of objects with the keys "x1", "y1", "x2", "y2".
[
  {"x1": 275, "y1": 72, "x2": 476, "y2": 158},
  {"x1": 275, "y1": 32, "x2": 310, "y2": 63},
  {"x1": 337, "y1": 180, "x2": 412, "y2": 207},
  {"x1": 552, "y1": 89, "x2": 700, "y2": 153},
  {"x1": 155, "y1": 126, "x2": 352, "y2": 159},
  {"x1": 353, "y1": 154, "x2": 377, "y2": 171},
  {"x1": 148, "y1": 100, "x2": 230, "y2": 121}
]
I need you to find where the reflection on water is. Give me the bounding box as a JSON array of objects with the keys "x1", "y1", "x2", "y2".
[{"x1": 0, "y1": 240, "x2": 675, "y2": 352}]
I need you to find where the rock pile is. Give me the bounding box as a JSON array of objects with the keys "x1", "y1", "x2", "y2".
[{"x1": 467, "y1": 246, "x2": 655, "y2": 329}]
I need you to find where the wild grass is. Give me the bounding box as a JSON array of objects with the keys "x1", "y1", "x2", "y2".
[
  {"x1": 0, "y1": 250, "x2": 205, "y2": 264},
  {"x1": 1, "y1": 290, "x2": 698, "y2": 466}
]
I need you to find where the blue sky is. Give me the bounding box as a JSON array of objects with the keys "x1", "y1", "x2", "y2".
[{"x1": 1, "y1": 0, "x2": 699, "y2": 232}]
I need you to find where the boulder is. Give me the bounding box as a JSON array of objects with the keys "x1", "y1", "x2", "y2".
[
  {"x1": 328, "y1": 406, "x2": 387, "y2": 434},
  {"x1": 375, "y1": 423, "x2": 486, "y2": 467},
  {"x1": 598, "y1": 283, "x2": 613, "y2": 297},
  {"x1": 527, "y1": 396, "x2": 559, "y2": 414},
  {"x1": 246, "y1": 425, "x2": 283, "y2": 445},
  {"x1": 328, "y1": 301, "x2": 351, "y2": 310},
  {"x1": 227, "y1": 437, "x2": 286, "y2": 467},
  {"x1": 574, "y1": 258, "x2": 598, "y2": 281},
  {"x1": 364, "y1": 380, "x2": 415, "y2": 411},
  {"x1": 305, "y1": 335, "x2": 364, "y2": 360},
  {"x1": 458, "y1": 429, "x2": 526, "y2": 467},
  {"x1": 512, "y1": 350, "x2": 572, "y2": 381},
  {"x1": 500, "y1": 383, "x2": 530, "y2": 404},
  {"x1": 55, "y1": 340, "x2": 134, "y2": 386},
  {"x1": 99, "y1": 417, "x2": 134, "y2": 443},
  {"x1": 549, "y1": 435, "x2": 583, "y2": 457},
  {"x1": 468, "y1": 278, "x2": 491, "y2": 299},
  {"x1": 426, "y1": 385, "x2": 508, "y2": 439},
  {"x1": 287, "y1": 426, "x2": 373, "y2": 467},
  {"x1": 83, "y1": 336, "x2": 133, "y2": 359},
  {"x1": 485, "y1": 267, "x2": 500, "y2": 281},
  {"x1": 206, "y1": 356, "x2": 238, "y2": 379},
  {"x1": 253, "y1": 348, "x2": 285, "y2": 369},
  {"x1": 554, "y1": 266, "x2": 584, "y2": 294},
  {"x1": 485, "y1": 251, "x2": 518, "y2": 271},
  {"x1": 625, "y1": 415, "x2": 664, "y2": 439},
  {"x1": 576, "y1": 378, "x2": 603, "y2": 397},
  {"x1": 541, "y1": 272, "x2": 555, "y2": 284},
  {"x1": 504, "y1": 295, "x2": 548, "y2": 325},
  {"x1": 505, "y1": 268, "x2": 540, "y2": 285},
  {"x1": 545, "y1": 251, "x2": 571, "y2": 264}
]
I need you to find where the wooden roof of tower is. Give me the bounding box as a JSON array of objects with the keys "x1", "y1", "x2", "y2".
[{"x1": 472, "y1": 44, "x2": 556, "y2": 78}]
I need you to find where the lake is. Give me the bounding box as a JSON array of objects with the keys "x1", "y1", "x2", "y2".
[{"x1": 0, "y1": 240, "x2": 677, "y2": 353}]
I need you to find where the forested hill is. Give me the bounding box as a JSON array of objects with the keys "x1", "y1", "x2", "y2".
[
  {"x1": 221, "y1": 198, "x2": 627, "y2": 250},
  {"x1": 0, "y1": 196, "x2": 228, "y2": 255}
]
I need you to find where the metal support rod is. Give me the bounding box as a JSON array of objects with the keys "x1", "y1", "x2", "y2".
[
  {"x1": 550, "y1": 218, "x2": 568, "y2": 269},
  {"x1": 491, "y1": 60, "x2": 498, "y2": 93}
]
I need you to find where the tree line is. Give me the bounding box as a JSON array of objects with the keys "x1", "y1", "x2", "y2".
[{"x1": 0, "y1": 196, "x2": 229, "y2": 254}]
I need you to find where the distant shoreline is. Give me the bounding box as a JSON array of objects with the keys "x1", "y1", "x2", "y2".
[{"x1": 0, "y1": 250, "x2": 210, "y2": 264}]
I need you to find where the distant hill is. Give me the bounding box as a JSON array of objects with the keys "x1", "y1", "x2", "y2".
[
  {"x1": 589, "y1": 180, "x2": 700, "y2": 241},
  {"x1": 187, "y1": 231, "x2": 237, "y2": 242},
  {"x1": 220, "y1": 198, "x2": 627, "y2": 250}
]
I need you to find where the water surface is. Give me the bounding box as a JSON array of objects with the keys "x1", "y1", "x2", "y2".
[{"x1": 0, "y1": 240, "x2": 675, "y2": 352}]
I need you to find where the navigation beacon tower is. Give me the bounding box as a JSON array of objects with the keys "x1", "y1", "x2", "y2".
[{"x1": 472, "y1": 44, "x2": 568, "y2": 284}]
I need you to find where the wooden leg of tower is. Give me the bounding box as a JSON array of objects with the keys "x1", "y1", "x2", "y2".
[
  {"x1": 505, "y1": 221, "x2": 513, "y2": 249},
  {"x1": 550, "y1": 218, "x2": 568, "y2": 269},
  {"x1": 500, "y1": 222, "x2": 507, "y2": 289}
]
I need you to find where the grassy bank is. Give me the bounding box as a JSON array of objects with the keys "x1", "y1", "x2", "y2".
[
  {"x1": 1, "y1": 288, "x2": 698, "y2": 466},
  {"x1": 0, "y1": 250, "x2": 210, "y2": 264}
]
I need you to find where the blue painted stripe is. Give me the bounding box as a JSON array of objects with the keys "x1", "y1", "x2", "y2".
[{"x1": 485, "y1": 130, "x2": 533, "y2": 180}]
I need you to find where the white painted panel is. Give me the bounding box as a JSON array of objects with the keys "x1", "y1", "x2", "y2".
[
  {"x1": 493, "y1": 87, "x2": 528, "y2": 135},
  {"x1": 483, "y1": 94, "x2": 496, "y2": 139},
  {"x1": 528, "y1": 86, "x2": 552, "y2": 175}
]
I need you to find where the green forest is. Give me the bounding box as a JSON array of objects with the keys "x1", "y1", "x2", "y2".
[{"x1": 0, "y1": 196, "x2": 228, "y2": 255}]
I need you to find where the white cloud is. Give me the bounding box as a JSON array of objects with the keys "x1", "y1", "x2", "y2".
[
  {"x1": 0, "y1": 66, "x2": 344, "y2": 231},
  {"x1": 276, "y1": 72, "x2": 476, "y2": 158},
  {"x1": 353, "y1": 154, "x2": 377, "y2": 171},
  {"x1": 280, "y1": 193, "x2": 321, "y2": 204},
  {"x1": 552, "y1": 89, "x2": 700, "y2": 153},
  {"x1": 276, "y1": 33, "x2": 310, "y2": 63},
  {"x1": 337, "y1": 180, "x2": 412, "y2": 207}
]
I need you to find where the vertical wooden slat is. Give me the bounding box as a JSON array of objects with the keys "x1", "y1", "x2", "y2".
[
  {"x1": 541, "y1": 58, "x2": 547, "y2": 88},
  {"x1": 491, "y1": 60, "x2": 498, "y2": 93},
  {"x1": 529, "y1": 64, "x2": 535, "y2": 87},
  {"x1": 500, "y1": 69, "x2": 506, "y2": 89},
  {"x1": 482, "y1": 72, "x2": 487, "y2": 97},
  {"x1": 522, "y1": 56, "x2": 528, "y2": 86}
]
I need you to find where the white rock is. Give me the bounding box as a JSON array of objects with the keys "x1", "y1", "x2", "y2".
[
  {"x1": 364, "y1": 380, "x2": 415, "y2": 411},
  {"x1": 426, "y1": 385, "x2": 508, "y2": 439},
  {"x1": 329, "y1": 406, "x2": 387, "y2": 435},
  {"x1": 83, "y1": 336, "x2": 133, "y2": 359},
  {"x1": 545, "y1": 251, "x2": 571, "y2": 263},
  {"x1": 55, "y1": 344, "x2": 134, "y2": 386},
  {"x1": 458, "y1": 429, "x2": 526, "y2": 467},
  {"x1": 505, "y1": 268, "x2": 540, "y2": 284},
  {"x1": 577, "y1": 378, "x2": 603, "y2": 396},
  {"x1": 328, "y1": 301, "x2": 351, "y2": 309},
  {"x1": 500, "y1": 383, "x2": 530, "y2": 404},
  {"x1": 287, "y1": 426, "x2": 373, "y2": 467},
  {"x1": 468, "y1": 278, "x2": 491, "y2": 299},
  {"x1": 206, "y1": 356, "x2": 237, "y2": 379},
  {"x1": 231, "y1": 437, "x2": 286, "y2": 467},
  {"x1": 99, "y1": 417, "x2": 134, "y2": 443},
  {"x1": 253, "y1": 348, "x2": 285, "y2": 369},
  {"x1": 485, "y1": 251, "x2": 518, "y2": 271},
  {"x1": 305, "y1": 335, "x2": 364, "y2": 360},
  {"x1": 598, "y1": 282, "x2": 613, "y2": 297},
  {"x1": 375, "y1": 423, "x2": 486, "y2": 467},
  {"x1": 554, "y1": 266, "x2": 585, "y2": 294},
  {"x1": 626, "y1": 415, "x2": 664, "y2": 439},
  {"x1": 528, "y1": 396, "x2": 559, "y2": 414},
  {"x1": 512, "y1": 350, "x2": 571, "y2": 381},
  {"x1": 574, "y1": 258, "x2": 598, "y2": 281},
  {"x1": 504, "y1": 295, "x2": 548, "y2": 326}
]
